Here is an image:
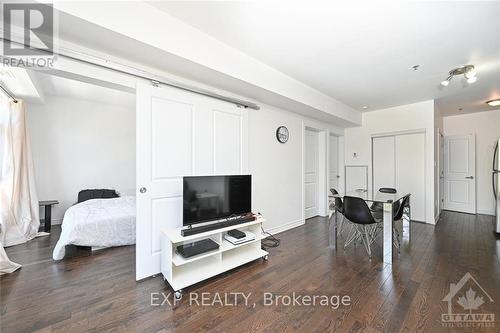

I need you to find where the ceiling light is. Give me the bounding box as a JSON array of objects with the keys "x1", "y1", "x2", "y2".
[
  {"x1": 362, "y1": 106, "x2": 368, "y2": 110},
  {"x1": 466, "y1": 76, "x2": 477, "y2": 84},
  {"x1": 464, "y1": 67, "x2": 477, "y2": 79},
  {"x1": 441, "y1": 76, "x2": 451, "y2": 86},
  {"x1": 486, "y1": 99, "x2": 500, "y2": 107},
  {"x1": 440, "y1": 65, "x2": 477, "y2": 87}
]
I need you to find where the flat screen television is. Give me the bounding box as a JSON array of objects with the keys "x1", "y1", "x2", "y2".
[{"x1": 183, "y1": 175, "x2": 251, "y2": 226}]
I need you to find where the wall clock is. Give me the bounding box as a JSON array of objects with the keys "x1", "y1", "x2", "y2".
[{"x1": 276, "y1": 126, "x2": 289, "y2": 143}]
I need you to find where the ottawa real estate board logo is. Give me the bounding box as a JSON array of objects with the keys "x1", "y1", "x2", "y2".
[{"x1": 442, "y1": 272, "x2": 495, "y2": 328}]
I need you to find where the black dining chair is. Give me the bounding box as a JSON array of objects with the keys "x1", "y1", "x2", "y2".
[
  {"x1": 330, "y1": 188, "x2": 347, "y2": 236},
  {"x1": 370, "y1": 188, "x2": 400, "y2": 215},
  {"x1": 342, "y1": 196, "x2": 380, "y2": 258},
  {"x1": 372, "y1": 193, "x2": 410, "y2": 252}
]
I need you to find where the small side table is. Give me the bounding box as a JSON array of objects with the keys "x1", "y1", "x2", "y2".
[{"x1": 39, "y1": 200, "x2": 59, "y2": 232}]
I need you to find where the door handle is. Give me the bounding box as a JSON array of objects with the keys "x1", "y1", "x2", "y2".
[
  {"x1": 465, "y1": 176, "x2": 474, "y2": 179},
  {"x1": 139, "y1": 187, "x2": 147, "y2": 193}
]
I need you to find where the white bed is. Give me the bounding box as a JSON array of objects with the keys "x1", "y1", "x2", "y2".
[{"x1": 53, "y1": 196, "x2": 136, "y2": 260}]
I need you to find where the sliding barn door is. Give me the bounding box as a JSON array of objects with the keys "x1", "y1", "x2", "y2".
[{"x1": 136, "y1": 83, "x2": 248, "y2": 280}]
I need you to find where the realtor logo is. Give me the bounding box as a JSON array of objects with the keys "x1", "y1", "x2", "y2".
[
  {"x1": 2, "y1": 2, "x2": 54, "y2": 55},
  {"x1": 442, "y1": 272, "x2": 495, "y2": 328}
]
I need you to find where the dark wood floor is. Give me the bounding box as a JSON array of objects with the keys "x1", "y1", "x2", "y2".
[{"x1": 1, "y1": 211, "x2": 499, "y2": 333}]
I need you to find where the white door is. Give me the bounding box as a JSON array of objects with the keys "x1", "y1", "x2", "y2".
[
  {"x1": 136, "y1": 83, "x2": 248, "y2": 280},
  {"x1": 372, "y1": 136, "x2": 395, "y2": 192},
  {"x1": 329, "y1": 136, "x2": 339, "y2": 191},
  {"x1": 395, "y1": 133, "x2": 426, "y2": 222},
  {"x1": 305, "y1": 130, "x2": 319, "y2": 219},
  {"x1": 444, "y1": 134, "x2": 476, "y2": 214}
]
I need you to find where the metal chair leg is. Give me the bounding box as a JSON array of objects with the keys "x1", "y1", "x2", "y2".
[
  {"x1": 343, "y1": 222, "x2": 358, "y2": 249},
  {"x1": 359, "y1": 225, "x2": 372, "y2": 258},
  {"x1": 338, "y1": 214, "x2": 345, "y2": 238}
]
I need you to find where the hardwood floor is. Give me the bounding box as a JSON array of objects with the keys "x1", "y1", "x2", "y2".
[{"x1": 1, "y1": 211, "x2": 499, "y2": 332}]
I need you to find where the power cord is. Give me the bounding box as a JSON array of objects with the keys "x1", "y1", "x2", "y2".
[{"x1": 257, "y1": 212, "x2": 280, "y2": 250}]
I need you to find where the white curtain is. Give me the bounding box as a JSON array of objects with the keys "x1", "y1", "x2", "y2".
[{"x1": 0, "y1": 97, "x2": 40, "y2": 274}]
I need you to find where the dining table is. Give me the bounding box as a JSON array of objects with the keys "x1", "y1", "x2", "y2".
[{"x1": 329, "y1": 189, "x2": 411, "y2": 264}]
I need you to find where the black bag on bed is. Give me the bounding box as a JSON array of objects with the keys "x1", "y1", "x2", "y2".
[{"x1": 77, "y1": 189, "x2": 120, "y2": 203}]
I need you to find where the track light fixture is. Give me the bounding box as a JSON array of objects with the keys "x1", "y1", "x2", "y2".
[
  {"x1": 440, "y1": 65, "x2": 477, "y2": 87},
  {"x1": 486, "y1": 99, "x2": 500, "y2": 107}
]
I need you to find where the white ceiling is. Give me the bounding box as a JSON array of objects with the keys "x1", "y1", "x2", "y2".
[
  {"x1": 31, "y1": 71, "x2": 135, "y2": 108},
  {"x1": 150, "y1": 1, "x2": 500, "y2": 116},
  {"x1": 0, "y1": 67, "x2": 41, "y2": 102}
]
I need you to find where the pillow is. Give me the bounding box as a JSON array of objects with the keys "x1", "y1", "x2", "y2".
[{"x1": 77, "y1": 189, "x2": 119, "y2": 203}]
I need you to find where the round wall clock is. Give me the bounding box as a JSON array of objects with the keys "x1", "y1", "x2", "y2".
[{"x1": 276, "y1": 126, "x2": 289, "y2": 143}]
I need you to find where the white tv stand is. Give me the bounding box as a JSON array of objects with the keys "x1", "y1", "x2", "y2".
[{"x1": 161, "y1": 217, "x2": 268, "y2": 298}]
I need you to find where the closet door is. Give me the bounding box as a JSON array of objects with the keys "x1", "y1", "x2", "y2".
[
  {"x1": 395, "y1": 133, "x2": 425, "y2": 222},
  {"x1": 372, "y1": 136, "x2": 395, "y2": 192}
]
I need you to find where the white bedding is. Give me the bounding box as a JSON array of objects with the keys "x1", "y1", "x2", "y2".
[{"x1": 53, "y1": 196, "x2": 136, "y2": 260}]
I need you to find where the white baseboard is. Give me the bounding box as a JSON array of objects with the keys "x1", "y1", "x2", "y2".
[
  {"x1": 477, "y1": 209, "x2": 495, "y2": 216},
  {"x1": 265, "y1": 219, "x2": 305, "y2": 235}
]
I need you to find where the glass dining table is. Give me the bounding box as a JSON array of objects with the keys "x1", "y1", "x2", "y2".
[{"x1": 329, "y1": 189, "x2": 411, "y2": 264}]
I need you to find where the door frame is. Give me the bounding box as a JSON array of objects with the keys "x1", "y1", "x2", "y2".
[
  {"x1": 437, "y1": 130, "x2": 444, "y2": 219},
  {"x1": 328, "y1": 133, "x2": 341, "y2": 193}
]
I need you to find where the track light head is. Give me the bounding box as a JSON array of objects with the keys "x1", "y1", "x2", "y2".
[{"x1": 441, "y1": 75, "x2": 452, "y2": 86}]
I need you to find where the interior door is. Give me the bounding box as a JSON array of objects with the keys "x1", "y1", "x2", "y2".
[
  {"x1": 136, "y1": 83, "x2": 248, "y2": 280},
  {"x1": 444, "y1": 134, "x2": 476, "y2": 214},
  {"x1": 329, "y1": 135, "x2": 339, "y2": 191},
  {"x1": 305, "y1": 130, "x2": 319, "y2": 219}
]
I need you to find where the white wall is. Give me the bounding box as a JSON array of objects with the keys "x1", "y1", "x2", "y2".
[
  {"x1": 249, "y1": 105, "x2": 342, "y2": 233},
  {"x1": 443, "y1": 110, "x2": 500, "y2": 215},
  {"x1": 344, "y1": 100, "x2": 436, "y2": 224},
  {"x1": 249, "y1": 106, "x2": 304, "y2": 233},
  {"x1": 28, "y1": 95, "x2": 135, "y2": 223}
]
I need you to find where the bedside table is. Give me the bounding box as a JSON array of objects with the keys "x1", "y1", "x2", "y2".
[{"x1": 39, "y1": 200, "x2": 59, "y2": 232}]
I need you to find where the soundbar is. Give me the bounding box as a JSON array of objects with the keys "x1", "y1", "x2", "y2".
[{"x1": 181, "y1": 215, "x2": 256, "y2": 236}]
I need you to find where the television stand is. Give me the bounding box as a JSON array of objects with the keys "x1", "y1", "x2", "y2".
[{"x1": 161, "y1": 217, "x2": 268, "y2": 298}]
